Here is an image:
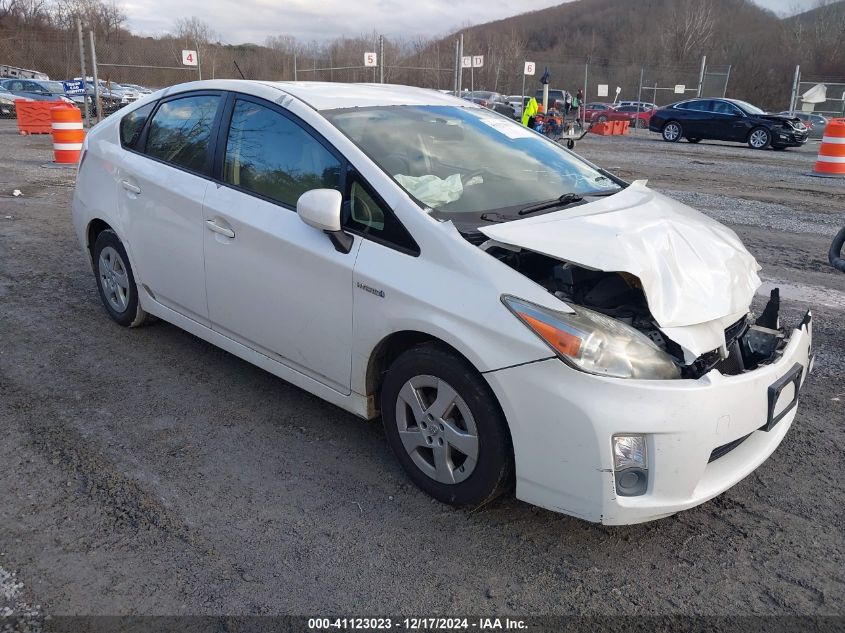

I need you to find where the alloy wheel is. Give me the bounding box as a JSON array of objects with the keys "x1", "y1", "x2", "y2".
[
  {"x1": 98, "y1": 245, "x2": 130, "y2": 313},
  {"x1": 750, "y1": 129, "x2": 769, "y2": 148},
  {"x1": 394, "y1": 374, "x2": 479, "y2": 484},
  {"x1": 663, "y1": 122, "x2": 681, "y2": 141}
]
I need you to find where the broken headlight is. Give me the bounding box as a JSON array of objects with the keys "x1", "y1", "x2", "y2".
[{"x1": 503, "y1": 296, "x2": 681, "y2": 379}]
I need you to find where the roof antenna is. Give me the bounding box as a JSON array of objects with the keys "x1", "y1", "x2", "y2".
[{"x1": 233, "y1": 61, "x2": 246, "y2": 79}]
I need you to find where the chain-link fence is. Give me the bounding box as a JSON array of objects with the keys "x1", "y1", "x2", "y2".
[{"x1": 788, "y1": 68, "x2": 845, "y2": 119}]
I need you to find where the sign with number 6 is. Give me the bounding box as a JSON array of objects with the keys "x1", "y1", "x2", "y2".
[{"x1": 524, "y1": 62, "x2": 535, "y2": 76}]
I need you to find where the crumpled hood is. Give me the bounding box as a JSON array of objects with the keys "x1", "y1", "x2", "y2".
[{"x1": 479, "y1": 182, "x2": 761, "y2": 328}]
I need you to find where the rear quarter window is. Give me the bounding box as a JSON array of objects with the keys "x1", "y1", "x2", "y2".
[{"x1": 119, "y1": 102, "x2": 155, "y2": 149}]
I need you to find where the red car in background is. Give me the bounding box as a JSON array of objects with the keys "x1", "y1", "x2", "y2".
[
  {"x1": 580, "y1": 102, "x2": 654, "y2": 128},
  {"x1": 580, "y1": 102, "x2": 615, "y2": 122}
]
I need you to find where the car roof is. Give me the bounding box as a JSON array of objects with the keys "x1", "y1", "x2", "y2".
[
  {"x1": 149, "y1": 80, "x2": 482, "y2": 113},
  {"x1": 267, "y1": 81, "x2": 474, "y2": 111}
]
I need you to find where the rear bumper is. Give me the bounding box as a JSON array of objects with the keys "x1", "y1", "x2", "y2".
[{"x1": 485, "y1": 314, "x2": 813, "y2": 525}]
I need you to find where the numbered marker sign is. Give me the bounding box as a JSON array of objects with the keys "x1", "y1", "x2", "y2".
[
  {"x1": 674, "y1": 84, "x2": 686, "y2": 94},
  {"x1": 524, "y1": 62, "x2": 535, "y2": 76},
  {"x1": 472, "y1": 55, "x2": 484, "y2": 68},
  {"x1": 597, "y1": 84, "x2": 608, "y2": 97},
  {"x1": 182, "y1": 50, "x2": 198, "y2": 66},
  {"x1": 364, "y1": 52, "x2": 377, "y2": 67},
  {"x1": 461, "y1": 56, "x2": 472, "y2": 69}
]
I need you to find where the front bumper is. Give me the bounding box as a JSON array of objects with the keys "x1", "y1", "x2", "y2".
[
  {"x1": 773, "y1": 128, "x2": 808, "y2": 146},
  {"x1": 485, "y1": 314, "x2": 813, "y2": 525}
]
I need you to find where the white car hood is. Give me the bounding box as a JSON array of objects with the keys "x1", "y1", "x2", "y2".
[{"x1": 479, "y1": 182, "x2": 762, "y2": 329}]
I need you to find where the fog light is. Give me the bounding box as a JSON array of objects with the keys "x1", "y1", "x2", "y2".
[{"x1": 613, "y1": 435, "x2": 648, "y2": 497}]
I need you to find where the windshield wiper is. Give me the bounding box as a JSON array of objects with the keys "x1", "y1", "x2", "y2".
[{"x1": 518, "y1": 192, "x2": 584, "y2": 216}]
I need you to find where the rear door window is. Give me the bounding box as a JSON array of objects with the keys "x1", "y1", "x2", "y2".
[
  {"x1": 120, "y1": 102, "x2": 156, "y2": 149},
  {"x1": 144, "y1": 94, "x2": 221, "y2": 174}
]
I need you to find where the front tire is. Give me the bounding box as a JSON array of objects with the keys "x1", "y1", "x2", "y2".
[
  {"x1": 380, "y1": 344, "x2": 513, "y2": 507},
  {"x1": 92, "y1": 229, "x2": 149, "y2": 327},
  {"x1": 662, "y1": 121, "x2": 683, "y2": 142},
  {"x1": 748, "y1": 126, "x2": 771, "y2": 149}
]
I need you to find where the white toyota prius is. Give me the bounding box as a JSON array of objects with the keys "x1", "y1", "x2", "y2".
[{"x1": 72, "y1": 81, "x2": 813, "y2": 524}]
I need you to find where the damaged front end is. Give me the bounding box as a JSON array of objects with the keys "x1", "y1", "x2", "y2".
[
  {"x1": 488, "y1": 243, "x2": 790, "y2": 380},
  {"x1": 473, "y1": 183, "x2": 801, "y2": 381}
]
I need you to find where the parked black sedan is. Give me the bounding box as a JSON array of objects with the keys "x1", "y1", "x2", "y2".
[{"x1": 649, "y1": 98, "x2": 809, "y2": 149}]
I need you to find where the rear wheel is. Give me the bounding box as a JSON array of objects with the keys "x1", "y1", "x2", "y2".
[
  {"x1": 748, "y1": 126, "x2": 771, "y2": 149},
  {"x1": 662, "y1": 121, "x2": 683, "y2": 142},
  {"x1": 635, "y1": 118, "x2": 649, "y2": 129},
  {"x1": 92, "y1": 229, "x2": 149, "y2": 327},
  {"x1": 596, "y1": 114, "x2": 609, "y2": 123},
  {"x1": 380, "y1": 344, "x2": 513, "y2": 507}
]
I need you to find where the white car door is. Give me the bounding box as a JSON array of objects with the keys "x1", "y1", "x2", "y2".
[
  {"x1": 119, "y1": 92, "x2": 224, "y2": 325},
  {"x1": 202, "y1": 96, "x2": 359, "y2": 393}
]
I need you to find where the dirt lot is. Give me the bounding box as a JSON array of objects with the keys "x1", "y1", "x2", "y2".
[{"x1": 1, "y1": 119, "x2": 844, "y2": 619}]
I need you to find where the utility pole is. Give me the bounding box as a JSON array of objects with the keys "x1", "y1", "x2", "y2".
[
  {"x1": 89, "y1": 30, "x2": 101, "y2": 125},
  {"x1": 458, "y1": 33, "x2": 463, "y2": 94},
  {"x1": 582, "y1": 62, "x2": 588, "y2": 126},
  {"x1": 789, "y1": 65, "x2": 800, "y2": 115},
  {"x1": 379, "y1": 34, "x2": 384, "y2": 84},
  {"x1": 696, "y1": 55, "x2": 706, "y2": 98},
  {"x1": 453, "y1": 39, "x2": 459, "y2": 94},
  {"x1": 294, "y1": 53, "x2": 297, "y2": 81},
  {"x1": 196, "y1": 39, "x2": 202, "y2": 80},
  {"x1": 76, "y1": 16, "x2": 89, "y2": 128},
  {"x1": 635, "y1": 66, "x2": 644, "y2": 129}
]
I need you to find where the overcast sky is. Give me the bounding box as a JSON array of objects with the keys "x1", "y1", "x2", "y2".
[{"x1": 123, "y1": 0, "x2": 820, "y2": 44}]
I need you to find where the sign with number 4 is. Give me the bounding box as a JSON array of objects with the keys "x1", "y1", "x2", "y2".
[
  {"x1": 182, "y1": 50, "x2": 198, "y2": 66},
  {"x1": 364, "y1": 52, "x2": 377, "y2": 67}
]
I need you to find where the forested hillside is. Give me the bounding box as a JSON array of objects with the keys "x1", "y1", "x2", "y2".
[{"x1": 1, "y1": 0, "x2": 843, "y2": 108}]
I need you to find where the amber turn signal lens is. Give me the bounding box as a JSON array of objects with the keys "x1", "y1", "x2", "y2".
[{"x1": 518, "y1": 312, "x2": 582, "y2": 358}]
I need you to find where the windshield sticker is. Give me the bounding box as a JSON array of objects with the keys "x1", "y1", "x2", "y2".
[{"x1": 478, "y1": 117, "x2": 536, "y2": 140}]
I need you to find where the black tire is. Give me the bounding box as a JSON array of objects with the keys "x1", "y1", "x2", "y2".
[
  {"x1": 635, "y1": 118, "x2": 649, "y2": 129},
  {"x1": 748, "y1": 126, "x2": 771, "y2": 150},
  {"x1": 597, "y1": 114, "x2": 609, "y2": 123},
  {"x1": 687, "y1": 137, "x2": 702, "y2": 143},
  {"x1": 662, "y1": 120, "x2": 683, "y2": 142},
  {"x1": 566, "y1": 139, "x2": 576, "y2": 150},
  {"x1": 380, "y1": 344, "x2": 513, "y2": 507},
  {"x1": 92, "y1": 229, "x2": 149, "y2": 327}
]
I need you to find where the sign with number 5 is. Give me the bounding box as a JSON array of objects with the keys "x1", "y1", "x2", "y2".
[
  {"x1": 182, "y1": 50, "x2": 198, "y2": 66},
  {"x1": 364, "y1": 52, "x2": 377, "y2": 67}
]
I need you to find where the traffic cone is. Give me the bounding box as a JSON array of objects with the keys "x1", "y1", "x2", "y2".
[{"x1": 812, "y1": 118, "x2": 845, "y2": 178}]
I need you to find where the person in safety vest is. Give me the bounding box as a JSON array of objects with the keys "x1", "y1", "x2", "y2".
[{"x1": 522, "y1": 96, "x2": 538, "y2": 128}]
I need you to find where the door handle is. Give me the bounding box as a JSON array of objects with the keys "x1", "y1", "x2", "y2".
[
  {"x1": 205, "y1": 219, "x2": 235, "y2": 238},
  {"x1": 121, "y1": 180, "x2": 141, "y2": 194}
]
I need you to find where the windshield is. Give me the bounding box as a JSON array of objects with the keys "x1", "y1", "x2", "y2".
[
  {"x1": 39, "y1": 81, "x2": 66, "y2": 93},
  {"x1": 731, "y1": 100, "x2": 765, "y2": 115},
  {"x1": 323, "y1": 105, "x2": 620, "y2": 216}
]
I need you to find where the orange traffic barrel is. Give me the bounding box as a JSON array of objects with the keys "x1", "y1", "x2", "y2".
[
  {"x1": 813, "y1": 118, "x2": 845, "y2": 178},
  {"x1": 50, "y1": 105, "x2": 85, "y2": 164}
]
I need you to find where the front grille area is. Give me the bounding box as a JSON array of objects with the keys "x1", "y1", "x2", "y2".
[{"x1": 708, "y1": 433, "x2": 752, "y2": 463}]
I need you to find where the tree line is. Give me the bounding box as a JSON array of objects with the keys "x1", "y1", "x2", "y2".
[{"x1": 1, "y1": 0, "x2": 843, "y2": 108}]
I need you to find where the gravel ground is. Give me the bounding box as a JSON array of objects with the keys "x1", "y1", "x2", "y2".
[{"x1": 1, "y1": 120, "x2": 844, "y2": 619}]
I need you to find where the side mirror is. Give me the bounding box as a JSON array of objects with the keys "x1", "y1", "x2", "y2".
[{"x1": 296, "y1": 189, "x2": 354, "y2": 254}]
